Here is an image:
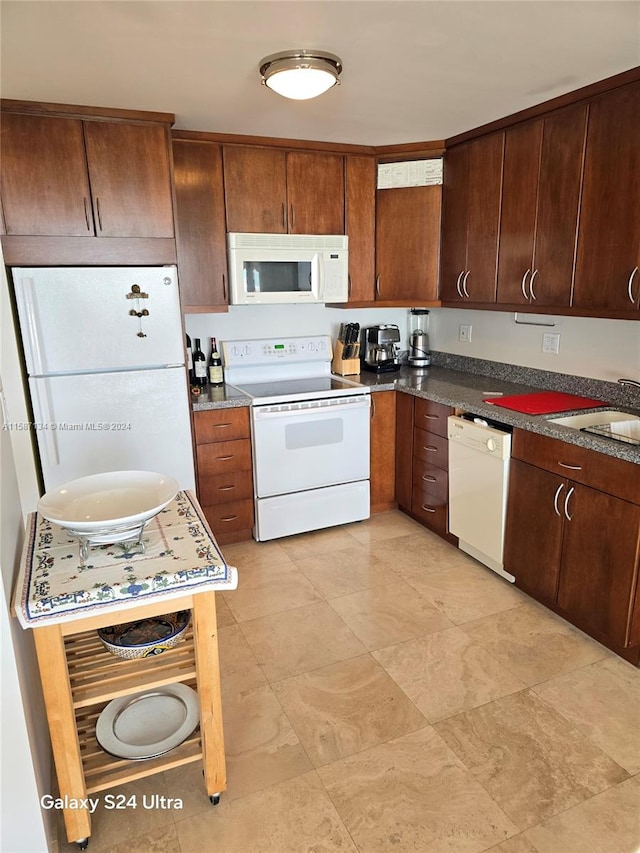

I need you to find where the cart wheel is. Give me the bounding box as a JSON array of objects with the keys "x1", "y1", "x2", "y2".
[
  {"x1": 76, "y1": 839, "x2": 89, "y2": 851},
  {"x1": 209, "y1": 793, "x2": 221, "y2": 806}
]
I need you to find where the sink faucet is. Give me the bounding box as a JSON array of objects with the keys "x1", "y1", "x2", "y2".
[{"x1": 618, "y1": 378, "x2": 640, "y2": 389}]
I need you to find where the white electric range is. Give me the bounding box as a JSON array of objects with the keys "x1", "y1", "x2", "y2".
[{"x1": 223, "y1": 335, "x2": 371, "y2": 541}]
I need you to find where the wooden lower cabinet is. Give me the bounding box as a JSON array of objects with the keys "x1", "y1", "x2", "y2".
[
  {"x1": 194, "y1": 407, "x2": 254, "y2": 544},
  {"x1": 370, "y1": 391, "x2": 397, "y2": 513},
  {"x1": 504, "y1": 429, "x2": 640, "y2": 662},
  {"x1": 395, "y1": 393, "x2": 456, "y2": 542}
]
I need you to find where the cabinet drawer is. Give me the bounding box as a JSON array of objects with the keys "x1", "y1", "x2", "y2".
[
  {"x1": 413, "y1": 428, "x2": 448, "y2": 469},
  {"x1": 201, "y1": 499, "x2": 254, "y2": 534},
  {"x1": 412, "y1": 462, "x2": 448, "y2": 502},
  {"x1": 512, "y1": 429, "x2": 640, "y2": 504},
  {"x1": 411, "y1": 493, "x2": 448, "y2": 536},
  {"x1": 197, "y1": 439, "x2": 252, "y2": 477},
  {"x1": 198, "y1": 469, "x2": 253, "y2": 506},
  {"x1": 414, "y1": 398, "x2": 452, "y2": 437},
  {"x1": 194, "y1": 407, "x2": 250, "y2": 444}
]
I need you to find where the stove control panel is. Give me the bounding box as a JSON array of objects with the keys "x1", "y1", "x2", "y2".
[{"x1": 222, "y1": 335, "x2": 331, "y2": 368}]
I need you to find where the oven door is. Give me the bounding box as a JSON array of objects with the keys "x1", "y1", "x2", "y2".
[{"x1": 251, "y1": 395, "x2": 370, "y2": 497}]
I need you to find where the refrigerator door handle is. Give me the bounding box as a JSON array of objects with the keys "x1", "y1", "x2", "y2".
[
  {"x1": 15, "y1": 277, "x2": 45, "y2": 376},
  {"x1": 31, "y1": 381, "x2": 60, "y2": 468}
]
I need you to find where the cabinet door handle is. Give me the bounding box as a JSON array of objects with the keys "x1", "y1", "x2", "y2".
[
  {"x1": 218, "y1": 485, "x2": 236, "y2": 492},
  {"x1": 558, "y1": 461, "x2": 582, "y2": 471},
  {"x1": 423, "y1": 414, "x2": 439, "y2": 420},
  {"x1": 220, "y1": 514, "x2": 239, "y2": 522},
  {"x1": 529, "y1": 269, "x2": 538, "y2": 300},
  {"x1": 370, "y1": 395, "x2": 376, "y2": 419},
  {"x1": 564, "y1": 486, "x2": 575, "y2": 521},
  {"x1": 628, "y1": 266, "x2": 639, "y2": 304},
  {"x1": 553, "y1": 483, "x2": 564, "y2": 517},
  {"x1": 375, "y1": 275, "x2": 380, "y2": 297},
  {"x1": 422, "y1": 475, "x2": 437, "y2": 482},
  {"x1": 455, "y1": 271, "x2": 464, "y2": 298},
  {"x1": 421, "y1": 505, "x2": 436, "y2": 513},
  {"x1": 95, "y1": 197, "x2": 103, "y2": 231},
  {"x1": 290, "y1": 204, "x2": 295, "y2": 230},
  {"x1": 422, "y1": 445, "x2": 438, "y2": 452},
  {"x1": 521, "y1": 269, "x2": 531, "y2": 300},
  {"x1": 213, "y1": 423, "x2": 232, "y2": 429},
  {"x1": 83, "y1": 197, "x2": 92, "y2": 231},
  {"x1": 282, "y1": 202, "x2": 287, "y2": 231},
  {"x1": 216, "y1": 454, "x2": 234, "y2": 461},
  {"x1": 462, "y1": 270, "x2": 470, "y2": 299},
  {"x1": 222, "y1": 273, "x2": 228, "y2": 302},
  {"x1": 347, "y1": 273, "x2": 352, "y2": 299}
]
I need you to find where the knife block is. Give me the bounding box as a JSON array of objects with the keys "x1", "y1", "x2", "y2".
[{"x1": 332, "y1": 341, "x2": 361, "y2": 376}]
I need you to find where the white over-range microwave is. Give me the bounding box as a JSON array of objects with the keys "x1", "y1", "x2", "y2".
[{"x1": 227, "y1": 232, "x2": 348, "y2": 305}]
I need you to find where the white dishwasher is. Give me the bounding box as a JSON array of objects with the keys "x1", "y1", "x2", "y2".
[{"x1": 447, "y1": 415, "x2": 514, "y2": 582}]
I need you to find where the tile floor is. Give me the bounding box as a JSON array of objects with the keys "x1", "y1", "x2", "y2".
[{"x1": 59, "y1": 512, "x2": 640, "y2": 853}]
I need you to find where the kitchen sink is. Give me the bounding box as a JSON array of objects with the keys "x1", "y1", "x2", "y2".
[{"x1": 548, "y1": 410, "x2": 640, "y2": 446}]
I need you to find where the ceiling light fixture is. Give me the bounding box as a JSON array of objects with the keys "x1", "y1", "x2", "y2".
[{"x1": 259, "y1": 50, "x2": 342, "y2": 101}]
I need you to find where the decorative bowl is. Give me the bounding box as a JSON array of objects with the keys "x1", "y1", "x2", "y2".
[
  {"x1": 37, "y1": 471, "x2": 179, "y2": 536},
  {"x1": 97, "y1": 611, "x2": 191, "y2": 659}
]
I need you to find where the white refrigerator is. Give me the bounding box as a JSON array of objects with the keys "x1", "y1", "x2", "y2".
[{"x1": 12, "y1": 266, "x2": 196, "y2": 492}]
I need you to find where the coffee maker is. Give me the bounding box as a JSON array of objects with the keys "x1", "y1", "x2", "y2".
[{"x1": 361, "y1": 325, "x2": 401, "y2": 373}]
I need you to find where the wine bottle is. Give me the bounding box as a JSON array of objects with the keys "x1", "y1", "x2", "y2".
[
  {"x1": 186, "y1": 334, "x2": 194, "y2": 383},
  {"x1": 192, "y1": 338, "x2": 207, "y2": 386},
  {"x1": 208, "y1": 337, "x2": 224, "y2": 386}
]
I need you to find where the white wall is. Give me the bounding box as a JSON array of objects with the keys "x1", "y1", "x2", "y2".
[
  {"x1": 427, "y1": 308, "x2": 639, "y2": 383},
  {"x1": 185, "y1": 304, "x2": 413, "y2": 352},
  {"x1": 1, "y1": 258, "x2": 55, "y2": 853}
]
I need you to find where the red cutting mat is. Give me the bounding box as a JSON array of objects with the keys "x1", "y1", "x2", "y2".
[{"x1": 483, "y1": 391, "x2": 607, "y2": 415}]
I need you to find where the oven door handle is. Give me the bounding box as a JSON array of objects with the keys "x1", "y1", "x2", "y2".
[{"x1": 253, "y1": 397, "x2": 371, "y2": 420}]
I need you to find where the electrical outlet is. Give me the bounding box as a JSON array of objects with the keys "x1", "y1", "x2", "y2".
[
  {"x1": 458, "y1": 324, "x2": 472, "y2": 343},
  {"x1": 542, "y1": 332, "x2": 560, "y2": 354}
]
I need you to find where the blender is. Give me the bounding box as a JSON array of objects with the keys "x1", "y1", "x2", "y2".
[{"x1": 408, "y1": 309, "x2": 431, "y2": 368}]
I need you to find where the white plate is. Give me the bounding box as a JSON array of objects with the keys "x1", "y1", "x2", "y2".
[
  {"x1": 37, "y1": 471, "x2": 179, "y2": 534},
  {"x1": 95, "y1": 684, "x2": 199, "y2": 760}
]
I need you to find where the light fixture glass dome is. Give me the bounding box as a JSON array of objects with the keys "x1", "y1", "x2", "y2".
[{"x1": 259, "y1": 50, "x2": 342, "y2": 101}]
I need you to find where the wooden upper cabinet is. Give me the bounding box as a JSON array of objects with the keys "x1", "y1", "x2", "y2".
[
  {"x1": 223, "y1": 146, "x2": 345, "y2": 235},
  {"x1": 497, "y1": 105, "x2": 586, "y2": 308},
  {"x1": 345, "y1": 155, "x2": 376, "y2": 301},
  {"x1": 573, "y1": 82, "x2": 640, "y2": 312},
  {"x1": 223, "y1": 147, "x2": 287, "y2": 233},
  {"x1": 375, "y1": 185, "x2": 441, "y2": 302},
  {"x1": 173, "y1": 140, "x2": 228, "y2": 311},
  {"x1": 83, "y1": 122, "x2": 174, "y2": 238},
  {"x1": 440, "y1": 132, "x2": 503, "y2": 303},
  {"x1": 1, "y1": 113, "x2": 93, "y2": 236},
  {"x1": 286, "y1": 151, "x2": 344, "y2": 234},
  {"x1": 0, "y1": 111, "x2": 175, "y2": 240},
  {"x1": 439, "y1": 143, "x2": 469, "y2": 302}
]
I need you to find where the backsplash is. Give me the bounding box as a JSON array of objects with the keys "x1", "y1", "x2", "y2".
[
  {"x1": 430, "y1": 352, "x2": 640, "y2": 409},
  {"x1": 430, "y1": 308, "x2": 640, "y2": 384},
  {"x1": 185, "y1": 304, "x2": 639, "y2": 389},
  {"x1": 184, "y1": 304, "x2": 412, "y2": 349}
]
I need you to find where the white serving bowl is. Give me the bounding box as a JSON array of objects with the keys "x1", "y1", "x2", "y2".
[{"x1": 37, "y1": 471, "x2": 179, "y2": 535}]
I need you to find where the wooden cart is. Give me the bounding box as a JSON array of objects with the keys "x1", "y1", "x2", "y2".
[{"x1": 13, "y1": 493, "x2": 236, "y2": 849}]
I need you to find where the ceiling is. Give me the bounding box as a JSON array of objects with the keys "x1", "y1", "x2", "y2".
[{"x1": 1, "y1": 1, "x2": 639, "y2": 146}]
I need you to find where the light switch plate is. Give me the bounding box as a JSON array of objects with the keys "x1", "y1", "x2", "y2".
[
  {"x1": 542, "y1": 332, "x2": 560, "y2": 354},
  {"x1": 458, "y1": 324, "x2": 472, "y2": 343}
]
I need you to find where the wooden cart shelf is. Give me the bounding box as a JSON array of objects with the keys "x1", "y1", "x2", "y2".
[{"x1": 65, "y1": 627, "x2": 197, "y2": 708}]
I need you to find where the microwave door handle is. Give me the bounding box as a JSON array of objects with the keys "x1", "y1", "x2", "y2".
[{"x1": 316, "y1": 253, "x2": 324, "y2": 299}]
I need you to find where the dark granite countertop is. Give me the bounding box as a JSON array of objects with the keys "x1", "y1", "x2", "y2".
[{"x1": 192, "y1": 361, "x2": 640, "y2": 465}]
